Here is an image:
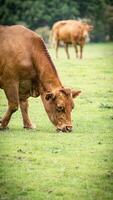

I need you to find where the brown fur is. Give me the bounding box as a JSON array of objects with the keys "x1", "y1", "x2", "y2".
[
  {"x1": 0, "y1": 25, "x2": 81, "y2": 132},
  {"x1": 52, "y1": 20, "x2": 93, "y2": 59}
]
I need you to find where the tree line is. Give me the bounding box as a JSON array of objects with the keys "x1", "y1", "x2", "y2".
[{"x1": 0, "y1": 0, "x2": 113, "y2": 42}]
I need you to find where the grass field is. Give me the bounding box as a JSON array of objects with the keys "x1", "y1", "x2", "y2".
[{"x1": 0, "y1": 43, "x2": 113, "y2": 200}]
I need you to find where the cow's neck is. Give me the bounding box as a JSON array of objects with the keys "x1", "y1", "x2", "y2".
[{"x1": 33, "y1": 37, "x2": 62, "y2": 93}]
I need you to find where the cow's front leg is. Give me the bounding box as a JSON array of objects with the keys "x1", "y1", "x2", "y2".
[
  {"x1": 0, "y1": 82, "x2": 19, "y2": 130},
  {"x1": 80, "y1": 45, "x2": 83, "y2": 59},
  {"x1": 74, "y1": 45, "x2": 79, "y2": 58},
  {"x1": 20, "y1": 99, "x2": 36, "y2": 129}
]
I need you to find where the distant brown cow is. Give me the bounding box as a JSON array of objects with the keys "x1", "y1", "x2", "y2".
[
  {"x1": 52, "y1": 20, "x2": 93, "y2": 59},
  {"x1": 0, "y1": 25, "x2": 81, "y2": 132}
]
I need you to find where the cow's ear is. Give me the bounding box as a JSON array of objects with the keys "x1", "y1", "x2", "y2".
[
  {"x1": 72, "y1": 90, "x2": 81, "y2": 98},
  {"x1": 45, "y1": 92, "x2": 56, "y2": 101}
]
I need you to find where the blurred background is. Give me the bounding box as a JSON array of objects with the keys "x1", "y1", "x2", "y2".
[{"x1": 0, "y1": 0, "x2": 113, "y2": 43}]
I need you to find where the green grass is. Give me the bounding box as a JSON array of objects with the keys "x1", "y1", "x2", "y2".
[{"x1": 0, "y1": 42, "x2": 113, "y2": 200}]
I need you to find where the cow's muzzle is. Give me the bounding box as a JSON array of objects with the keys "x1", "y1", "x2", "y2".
[{"x1": 56, "y1": 125, "x2": 72, "y2": 133}]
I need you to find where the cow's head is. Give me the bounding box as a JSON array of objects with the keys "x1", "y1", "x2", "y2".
[
  {"x1": 83, "y1": 24, "x2": 93, "y2": 35},
  {"x1": 80, "y1": 23, "x2": 93, "y2": 43},
  {"x1": 41, "y1": 88, "x2": 81, "y2": 132}
]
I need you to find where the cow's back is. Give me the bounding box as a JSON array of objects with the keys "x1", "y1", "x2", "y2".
[
  {"x1": 0, "y1": 25, "x2": 34, "y2": 65},
  {"x1": 0, "y1": 25, "x2": 37, "y2": 82},
  {"x1": 56, "y1": 21, "x2": 82, "y2": 43}
]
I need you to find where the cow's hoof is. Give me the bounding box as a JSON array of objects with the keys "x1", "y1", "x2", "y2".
[
  {"x1": 24, "y1": 124, "x2": 36, "y2": 129},
  {"x1": 0, "y1": 126, "x2": 9, "y2": 131}
]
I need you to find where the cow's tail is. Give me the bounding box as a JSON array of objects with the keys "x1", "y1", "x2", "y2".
[
  {"x1": 51, "y1": 28, "x2": 58, "y2": 48},
  {"x1": 49, "y1": 30, "x2": 55, "y2": 48},
  {"x1": 51, "y1": 30, "x2": 56, "y2": 47}
]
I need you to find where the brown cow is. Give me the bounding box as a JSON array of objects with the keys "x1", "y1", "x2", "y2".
[
  {"x1": 0, "y1": 25, "x2": 81, "y2": 132},
  {"x1": 52, "y1": 20, "x2": 93, "y2": 59}
]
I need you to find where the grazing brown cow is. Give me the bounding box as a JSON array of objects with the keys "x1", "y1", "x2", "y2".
[
  {"x1": 52, "y1": 20, "x2": 93, "y2": 59},
  {"x1": 0, "y1": 25, "x2": 81, "y2": 132}
]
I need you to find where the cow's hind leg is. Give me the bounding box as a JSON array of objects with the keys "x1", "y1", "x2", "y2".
[
  {"x1": 0, "y1": 82, "x2": 19, "y2": 130},
  {"x1": 55, "y1": 40, "x2": 59, "y2": 58},
  {"x1": 20, "y1": 99, "x2": 36, "y2": 129},
  {"x1": 65, "y1": 43, "x2": 70, "y2": 59}
]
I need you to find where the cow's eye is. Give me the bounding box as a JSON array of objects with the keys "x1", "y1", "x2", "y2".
[{"x1": 56, "y1": 106, "x2": 65, "y2": 112}]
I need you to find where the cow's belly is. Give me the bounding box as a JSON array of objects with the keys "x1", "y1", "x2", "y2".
[{"x1": 60, "y1": 35, "x2": 71, "y2": 43}]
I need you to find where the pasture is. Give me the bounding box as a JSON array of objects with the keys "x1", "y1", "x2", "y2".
[{"x1": 0, "y1": 43, "x2": 113, "y2": 200}]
